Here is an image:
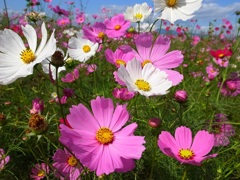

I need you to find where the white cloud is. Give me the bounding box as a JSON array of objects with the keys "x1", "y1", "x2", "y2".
[{"x1": 195, "y1": 2, "x2": 240, "y2": 20}]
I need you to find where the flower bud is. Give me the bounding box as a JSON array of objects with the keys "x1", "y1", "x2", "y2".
[
  {"x1": 174, "y1": 90, "x2": 188, "y2": 103},
  {"x1": 148, "y1": 118, "x2": 161, "y2": 128},
  {"x1": 51, "y1": 50, "x2": 65, "y2": 67},
  {"x1": 28, "y1": 114, "x2": 48, "y2": 134},
  {"x1": 0, "y1": 113, "x2": 6, "y2": 125}
]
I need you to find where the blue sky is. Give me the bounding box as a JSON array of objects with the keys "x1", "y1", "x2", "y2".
[{"x1": 1, "y1": 0, "x2": 240, "y2": 28}]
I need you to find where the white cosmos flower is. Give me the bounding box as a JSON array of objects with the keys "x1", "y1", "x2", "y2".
[
  {"x1": 117, "y1": 58, "x2": 172, "y2": 97},
  {"x1": 124, "y1": 2, "x2": 152, "y2": 23},
  {"x1": 0, "y1": 22, "x2": 56, "y2": 85},
  {"x1": 68, "y1": 31, "x2": 99, "y2": 62},
  {"x1": 153, "y1": 0, "x2": 202, "y2": 24}
]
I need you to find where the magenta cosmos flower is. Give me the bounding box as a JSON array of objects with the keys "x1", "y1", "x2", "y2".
[
  {"x1": 132, "y1": 33, "x2": 183, "y2": 86},
  {"x1": 104, "y1": 14, "x2": 130, "y2": 38},
  {"x1": 83, "y1": 22, "x2": 106, "y2": 43},
  {"x1": 158, "y1": 126, "x2": 217, "y2": 166},
  {"x1": 52, "y1": 148, "x2": 82, "y2": 180},
  {"x1": 0, "y1": 148, "x2": 10, "y2": 170},
  {"x1": 105, "y1": 45, "x2": 135, "y2": 68},
  {"x1": 59, "y1": 96, "x2": 145, "y2": 176},
  {"x1": 30, "y1": 163, "x2": 49, "y2": 180}
]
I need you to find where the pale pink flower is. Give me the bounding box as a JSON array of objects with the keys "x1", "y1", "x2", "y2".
[
  {"x1": 75, "y1": 12, "x2": 85, "y2": 24},
  {"x1": 206, "y1": 64, "x2": 219, "y2": 80},
  {"x1": 104, "y1": 14, "x2": 130, "y2": 38},
  {"x1": 57, "y1": 17, "x2": 70, "y2": 26},
  {"x1": 158, "y1": 126, "x2": 217, "y2": 166},
  {"x1": 105, "y1": 45, "x2": 135, "y2": 68},
  {"x1": 132, "y1": 33, "x2": 183, "y2": 85},
  {"x1": 82, "y1": 22, "x2": 106, "y2": 43},
  {"x1": 61, "y1": 68, "x2": 79, "y2": 83},
  {"x1": 59, "y1": 96, "x2": 145, "y2": 176}
]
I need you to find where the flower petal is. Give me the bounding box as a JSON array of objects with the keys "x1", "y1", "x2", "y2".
[
  {"x1": 191, "y1": 130, "x2": 215, "y2": 157},
  {"x1": 91, "y1": 96, "x2": 114, "y2": 127},
  {"x1": 174, "y1": 126, "x2": 192, "y2": 149}
]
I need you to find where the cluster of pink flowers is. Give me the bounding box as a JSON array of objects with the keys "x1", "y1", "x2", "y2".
[
  {"x1": 210, "y1": 114, "x2": 235, "y2": 147},
  {"x1": 220, "y1": 72, "x2": 240, "y2": 96},
  {"x1": 0, "y1": 149, "x2": 10, "y2": 171}
]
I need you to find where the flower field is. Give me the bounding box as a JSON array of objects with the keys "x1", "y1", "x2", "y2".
[{"x1": 0, "y1": 0, "x2": 240, "y2": 179}]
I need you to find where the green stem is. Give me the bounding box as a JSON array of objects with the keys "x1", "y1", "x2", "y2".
[
  {"x1": 149, "y1": 135, "x2": 158, "y2": 180},
  {"x1": 3, "y1": 0, "x2": 10, "y2": 27},
  {"x1": 137, "y1": 21, "x2": 140, "y2": 34},
  {"x1": 55, "y1": 67, "x2": 66, "y2": 123},
  {"x1": 181, "y1": 169, "x2": 187, "y2": 180},
  {"x1": 150, "y1": 19, "x2": 159, "y2": 32}
]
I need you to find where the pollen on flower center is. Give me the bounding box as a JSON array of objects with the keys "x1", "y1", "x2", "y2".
[
  {"x1": 96, "y1": 127, "x2": 114, "y2": 144},
  {"x1": 166, "y1": 0, "x2": 178, "y2": 7},
  {"x1": 37, "y1": 170, "x2": 45, "y2": 177},
  {"x1": 67, "y1": 156, "x2": 77, "y2": 166},
  {"x1": 134, "y1": 13, "x2": 143, "y2": 20},
  {"x1": 20, "y1": 48, "x2": 35, "y2": 64},
  {"x1": 135, "y1": 79, "x2": 151, "y2": 91},
  {"x1": 116, "y1": 59, "x2": 126, "y2": 66},
  {"x1": 98, "y1": 32, "x2": 105, "y2": 39},
  {"x1": 142, "y1": 60, "x2": 152, "y2": 67},
  {"x1": 218, "y1": 53, "x2": 224, "y2": 58},
  {"x1": 83, "y1": 45, "x2": 91, "y2": 53},
  {"x1": 179, "y1": 148, "x2": 194, "y2": 160},
  {"x1": 114, "y1": 25, "x2": 121, "y2": 30}
]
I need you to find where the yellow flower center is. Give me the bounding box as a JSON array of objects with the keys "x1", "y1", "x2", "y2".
[
  {"x1": 98, "y1": 32, "x2": 105, "y2": 39},
  {"x1": 142, "y1": 60, "x2": 152, "y2": 67},
  {"x1": 67, "y1": 156, "x2": 77, "y2": 166},
  {"x1": 166, "y1": 0, "x2": 178, "y2": 7},
  {"x1": 96, "y1": 127, "x2": 114, "y2": 144},
  {"x1": 116, "y1": 59, "x2": 126, "y2": 66},
  {"x1": 135, "y1": 79, "x2": 151, "y2": 91},
  {"x1": 114, "y1": 25, "x2": 121, "y2": 30},
  {"x1": 218, "y1": 53, "x2": 224, "y2": 58},
  {"x1": 134, "y1": 13, "x2": 143, "y2": 20},
  {"x1": 83, "y1": 45, "x2": 91, "y2": 53},
  {"x1": 37, "y1": 170, "x2": 45, "y2": 177},
  {"x1": 179, "y1": 148, "x2": 194, "y2": 160},
  {"x1": 20, "y1": 48, "x2": 35, "y2": 64}
]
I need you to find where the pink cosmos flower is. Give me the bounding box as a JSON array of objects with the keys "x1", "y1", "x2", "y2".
[
  {"x1": 30, "y1": 163, "x2": 49, "y2": 180},
  {"x1": 30, "y1": 98, "x2": 44, "y2": 114},
  {"x1": 52, "y1": 148, "x2": 82, "y2": 180},
  {"x1": 191, "y1": 36, "x2": 200, "y2": 46},
  {"x1": 75, "y1": 12, "x2": 85, "y2": 24},
  {"x1": 0, "y1": 148, "x2": 10, "y2": 170},
  {"x1": 132, "y1": 33, "x2": 183, "y2": 85},
  {"x1": 210, "y1": 114, "x2": 235, "y2": 147},
  {"x1": 104, "y1": 14, "x2": 131, "y2": 38},
  {"x1": 57, "y1": 17, "x2": 71, "y2": 27},
  {"x1": 158, "y1": 126, "x2": 217, "y2": 166},
  {"x1": 61, "y1": 68, "x2": 79, "y2": 83},
  {"x1": 83, "y1": 22, "x2": 106, "y2": 43},
  {"x1": 59, "y1": 96, "x2": 145, "y2": 176},
  {"x1": 112, "y1": 88, "x2": 135, "y2": 101},
  {"x1": 51, "y1": 6, "x2": 70, "y2": 16},
  {"x1": 105, "y1": 45, "x2": 135, "y2": 68},
  {"x1": 206, "y1": 64, "x2": 219, "y2": 80},
  {"x1": 220, "y1": 72, "x2": 240, "y2": 96}
]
